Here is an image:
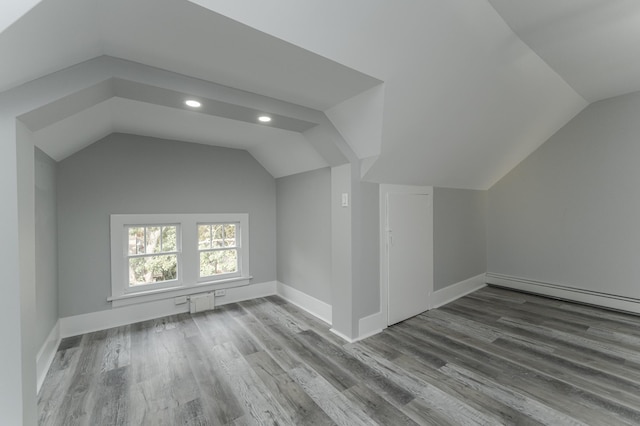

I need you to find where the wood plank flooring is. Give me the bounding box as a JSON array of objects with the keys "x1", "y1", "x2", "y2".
[{"x1": 38, "y1": 286, "x2": 640, "y2": 425}]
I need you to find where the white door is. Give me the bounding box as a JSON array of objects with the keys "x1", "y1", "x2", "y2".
[{"x1": 386, "y1": 191, "x2": 432, "y2": 326}]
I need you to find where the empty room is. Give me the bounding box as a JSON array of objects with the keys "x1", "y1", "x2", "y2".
[{"x1": 2, "y1": 1, "x2": 640, "y2": 425}]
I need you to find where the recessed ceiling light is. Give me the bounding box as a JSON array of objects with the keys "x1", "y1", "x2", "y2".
[
  {"x1": 258, "y1": 115, "x2": 272, "y2": 123},
  {"x1": 185, "y1": 99, "x2": 202, "y2": 108}
]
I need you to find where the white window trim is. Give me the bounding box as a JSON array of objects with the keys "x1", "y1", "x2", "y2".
[{"x1": 109, "y1": 213, "x2": 251, "y2": 307}]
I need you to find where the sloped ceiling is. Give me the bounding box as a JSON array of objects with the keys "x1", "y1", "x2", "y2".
[
  {"x1": 178, "y1": 0, "x2": 593, "y2": 188},
  {"x1": 487, "y1": 0, "x2": 640, "y2": 102},
  {"x1": 0, "y1": 0, "x2": 379, "y2": 178},
  {"x1": 4, "y1": 0, "x2": 639, "y2": 188},
  {"x1": 0, "y1": 0, "x2": 379, "y2": 109}
]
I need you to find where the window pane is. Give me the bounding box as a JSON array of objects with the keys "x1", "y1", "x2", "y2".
[
  {"x1": 224, "y1": 224, "x2": 236, "y2": 247},
  {"x1": 147, "y1": 227, "x2": 161, "y2": 253},
  {"x1": 162, "y1": 226, "x2": 177, "y2": 251},
  {"x1": 129, "y1": 255, "x2": 178, "y2": 286},
  {"x1": 200, "y1": 249, "x2": 237, "y2": 277},
  {"x1": 212, "y1": 224, "x2": 224, "y2": 247},
  {"x1": 198, "y1": 225, "x2": 211, "y2": 250},
  {"x1": 128, "y1": 227, "x2": 145, "y2": 255}
]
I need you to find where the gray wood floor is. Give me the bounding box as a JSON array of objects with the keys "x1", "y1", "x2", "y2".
[{"x1": 39, "y1": 286, "x2": 640, "y2": 425}]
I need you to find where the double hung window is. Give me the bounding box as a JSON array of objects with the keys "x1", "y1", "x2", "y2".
[
  {"x1": 127, "y1": 225, "x2": 179, "y2": 288},
  {"x1": 198, "y1": 223, "x2": 240, "y2": 279},
  {"x1": 110, "y1": 213, "x2": 250, "y2": 306}
]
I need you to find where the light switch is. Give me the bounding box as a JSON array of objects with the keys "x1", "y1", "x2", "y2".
[{"x1": 341, "y1": 193, "x2": 349, "y2": 207}]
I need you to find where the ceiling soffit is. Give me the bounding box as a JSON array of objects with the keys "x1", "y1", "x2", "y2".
[{"x1": 12, "y1": 57, "x2": 358, "y2": 177}]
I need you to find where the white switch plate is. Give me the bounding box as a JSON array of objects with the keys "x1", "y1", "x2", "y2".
[
  {"x1": 174, "y1": 295, "x2": 188, "y2": 305},
  {"x1": 214, "y1": 289, "x2": 226, "y2": 297},
  {"x1": 341, "y1": 193, "x2": 349, "y2": 207}
]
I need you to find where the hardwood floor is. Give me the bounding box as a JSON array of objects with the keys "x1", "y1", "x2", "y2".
[{"x1": 38, "y1": 286, "x2": 640, "y2": 425}]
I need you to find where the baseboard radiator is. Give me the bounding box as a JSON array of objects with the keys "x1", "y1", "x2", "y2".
[
  {"x1": 485, "y1": 272, "x2": 640, "y2": 316},
  {"x1": 190, "y1": 292, "x2": 216, "y2": 313}
]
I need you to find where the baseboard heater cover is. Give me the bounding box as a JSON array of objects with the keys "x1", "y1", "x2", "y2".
[
  {"x1": 485, "y1": 272, "x2": 640, "y2": 315},
  {"x1": 190, "y1": 292, "x2": 216, "y2": 313}
]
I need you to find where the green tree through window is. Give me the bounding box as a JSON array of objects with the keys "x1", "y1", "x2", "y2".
[
  {"x1": 198, "y1": 223, "x2": 239, "y2": 277},
  {"x1": 127, "y1": 225, "x2": 178, "y2": 285}
]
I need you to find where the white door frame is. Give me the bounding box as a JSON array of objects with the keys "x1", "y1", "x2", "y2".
[{"x1": 379, "y1": 184, "x2": 433, "y2": 326}]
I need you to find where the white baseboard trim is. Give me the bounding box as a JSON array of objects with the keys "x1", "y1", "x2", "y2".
[
  {"x1": 36, "y1": 320, "x2": 61, "y2": 394},
  {"x1": 347, "y1": 273, "x2": 487, "y2": 343},
  {"x1": 60, "y1": 297, "x2": 190, "y2": 338},
  {"x1": 358, "y1": 311, "x2": 385, "y2": 341},
  {"x1": 329, "y1": 312, "x2": 387, "y2": 344},
  {"x1": 329, "y1": 328, "x2": 357, "y2": 343},
  {"x1": 431, "y1": 273, "x2": 486, "y2": 309},
  {"x1": 486, "y1": 273, "x2": 640, "y2": 315},
  {"x1": 276, "y1": 281, "x2": 332, "y2": 325},
  {"x1": 218, "y1": 281, "x2": 277, "y2": 306},
  {"x1": 59, "y1": 281, "x2": 277, "y2": 338}
]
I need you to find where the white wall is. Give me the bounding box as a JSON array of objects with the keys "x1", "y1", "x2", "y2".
[
  {"x1": 57, "y1": 133, "x2": 276, "y2": 317},
  {"x1": 276, "y1": 168, "x2": 332, "y2": 304},
  {"x1": 0, "y1": 119, "x2": 21, "y2": 424},
  {"x1": 0, "y1": 119, "x2": 38, "y2": 426},
  {"x1": 35, "y1": 148, "x2": 58, "y2": 349},
  {"x1": 488, "y1": 91, "x2": 640, "y2": 301},
  {"x1": 433, "y1": 187, "x2": 486, "y2": 291},
  {"x1": 16, "y1": 121, "x2": 38, "y2": 425}
]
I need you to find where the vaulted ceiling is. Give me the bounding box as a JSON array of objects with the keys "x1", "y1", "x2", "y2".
[
  {"x1": 488, "y1": 0, "x2": 640, "y2": 102},
  {"x1": 3, "y1": 0, "x2": 639, "y2": 189}
]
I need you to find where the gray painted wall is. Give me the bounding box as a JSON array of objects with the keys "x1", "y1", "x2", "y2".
[
  {"x1": 488, "y1": 91, "x2": 640, "y2": 298},
  {"x1": 433, "y1": 187, "x2": 487, "y2": 291},
  {"x1": 276, "y1": 168, "x2": 332, "y2": 304},
  {"x1": 355, "y1": 181, "x2": 380, "y2": 319},
  {"x1": 35, "y1": 148, "x2": 58, "y2": 349},
  {"x1": 57, "y1": 133, "x2": 276, "y2": 317},
  {"x1": 331, "y1": 164, "x2": 353, "y2": 336}
]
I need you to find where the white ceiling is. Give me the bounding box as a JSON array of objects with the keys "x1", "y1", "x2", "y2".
[
  {"x1": 195, "y1": 0, "x2": 588, "y2": 188},
  {"x1": 487, "y1": 0, "x2": 640, "y2": 102},
  {"x1": 0, "y1": 0, "x2": 379, "y2": 110},
  {"x1": 3, "y1": 0, "x2": 639, "y2": 187},
  {"x1": 1, "y1": 0, "x2": 375, "y2": 178}
]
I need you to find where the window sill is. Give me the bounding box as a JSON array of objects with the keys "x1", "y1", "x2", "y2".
[{"x1": 108, "y1": 276, "x2": 253, "y2": 308}]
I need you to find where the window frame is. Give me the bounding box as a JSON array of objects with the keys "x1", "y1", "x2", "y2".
[
  {"x1": 109, "y1": 213, "x2": 251, "y2": 307},
  {"x1": 197, "y1": 222, "x2": 242, "y2": 281}
]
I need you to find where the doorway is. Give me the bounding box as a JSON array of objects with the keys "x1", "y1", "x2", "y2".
[{"x1": 380, "y1": 185, "x2": 433, "y2": 326}]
